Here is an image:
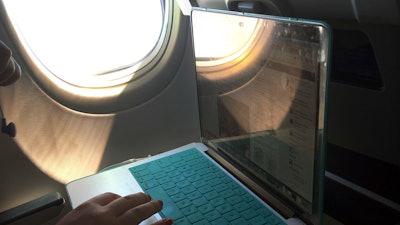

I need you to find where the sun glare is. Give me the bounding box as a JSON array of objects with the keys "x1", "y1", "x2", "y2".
[{"x1": 3, "y1": 0, "x2": 164, "y2": 88}]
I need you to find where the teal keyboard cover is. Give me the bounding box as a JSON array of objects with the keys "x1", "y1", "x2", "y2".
[{"x1": 129, "y1": 148, "x2": 285, "y2": 225}]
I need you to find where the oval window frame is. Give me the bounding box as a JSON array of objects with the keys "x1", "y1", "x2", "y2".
[{"x1": 0, "y1": 0, "x2": 188, "y2": 114}]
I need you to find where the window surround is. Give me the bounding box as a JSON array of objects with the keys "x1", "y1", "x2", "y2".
[{"x1": 0, "y1": 0, "x2": 188, "y2": 114}]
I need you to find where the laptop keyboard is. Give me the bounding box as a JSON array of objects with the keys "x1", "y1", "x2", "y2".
[{"x1": 129, "y1": 148, "x2": 285, "y2": 225}]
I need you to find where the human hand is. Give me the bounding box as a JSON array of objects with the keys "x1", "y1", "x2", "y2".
[{"x1": 57, "y1": 192, "x2": 172, "y2": 225}]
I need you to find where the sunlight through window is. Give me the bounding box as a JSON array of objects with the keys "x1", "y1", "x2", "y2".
[{"x1": 3, "y1": 0, "x2": 166, "y2": 88}]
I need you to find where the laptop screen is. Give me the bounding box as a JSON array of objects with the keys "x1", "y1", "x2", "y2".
[{"x1": 192, "y1": 8, "x2": 330, "y2": 223}]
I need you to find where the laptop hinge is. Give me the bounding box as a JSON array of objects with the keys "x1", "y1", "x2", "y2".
[{"x1": 207, "y1": 149, "x2": 295, "y2": 219}]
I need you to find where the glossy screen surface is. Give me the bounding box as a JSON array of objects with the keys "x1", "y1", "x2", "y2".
[{"x1": 192, "y1": 8, "x2": 330, "y2": 224}]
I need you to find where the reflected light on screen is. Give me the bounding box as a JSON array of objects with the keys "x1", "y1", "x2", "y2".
[{"x1": 193, "y1": 12, "x2": 259, "y2": 69}]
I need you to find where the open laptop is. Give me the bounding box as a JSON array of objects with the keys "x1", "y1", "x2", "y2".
[{"x1": 66, "y1": 8, "x2": 331, "y2": 225}]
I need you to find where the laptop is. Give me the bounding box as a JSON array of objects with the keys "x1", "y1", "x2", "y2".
[{"x1": 66, "y1": 7, "x2": 331, "y2": 225}]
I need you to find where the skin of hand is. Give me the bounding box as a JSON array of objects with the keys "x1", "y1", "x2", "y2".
[{"x1": 56, "y1": 192, "x2": 172, "y2": 225}]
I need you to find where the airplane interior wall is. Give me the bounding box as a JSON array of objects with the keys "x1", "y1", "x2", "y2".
[{"x1": 326, "y1": 22, "x2": 400, "y2": 167}]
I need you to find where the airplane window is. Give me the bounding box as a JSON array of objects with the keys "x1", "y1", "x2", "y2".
[{"x1": 3, "y1": 0, "x2": 165, "y2": 88}]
